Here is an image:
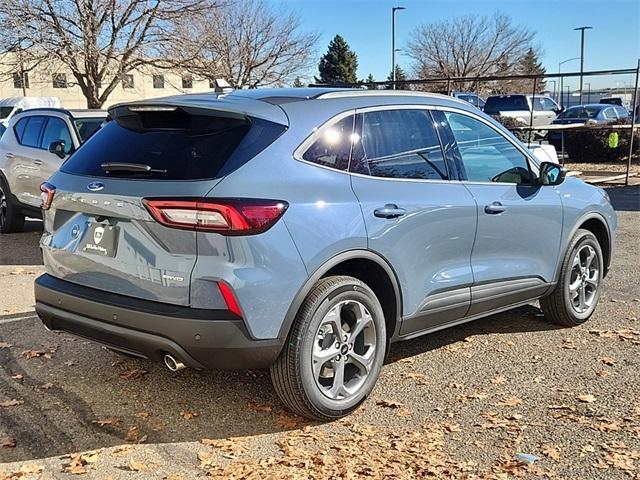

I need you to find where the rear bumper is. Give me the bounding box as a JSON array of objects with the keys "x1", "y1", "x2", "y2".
[{"x1": 34, "y1": 274, "x2": 283, "y2": 369}]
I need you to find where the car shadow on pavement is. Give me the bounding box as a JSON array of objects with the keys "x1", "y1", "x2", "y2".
[
  {"x1": 0, "y1": 304, "x2": 560, "y2": 463},
  {"x1": 605, "y1": 184, "x2": 640, "y2": 212},
  {"x1": 387, "y1": 303, "x2": 562, "y2": 364}
]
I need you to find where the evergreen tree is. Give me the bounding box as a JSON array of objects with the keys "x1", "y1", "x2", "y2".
[
  {"x1": 386, "y1": 64, "x2": 407, "y2": 89},
  {"x1": 364, "y1": 73, "x2": 377, "y2": 90},
  {"x1": 292, "y1": 76, "x2": 304, "y2": 88},
  {"x1": 518, "y1": 48, "x2": 546, "y2": 92},
  {"x1": 317, "y1": 34, "x2": 358, "y2": 84}
]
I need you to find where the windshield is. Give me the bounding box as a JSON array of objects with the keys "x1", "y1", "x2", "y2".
[
  {"x1": 483, "y1": 96, "x2": 529, "y2": 114},
  {"x1": 561, "y1": 106, "x2": 601, "y2": 119},
  {"x1": 73, "y1": 118, "x2": 105, "y2": 142},
  {"x1": 0, "y1": 107, "x2": 14, "y2": 120}
]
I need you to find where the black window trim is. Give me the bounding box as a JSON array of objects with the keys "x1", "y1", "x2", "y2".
[
  {"x1": 436, "y1": 106, "x2": 539, "y2": 185},
  {"x1": 294, "y1": 105, "x2": 464, "y2": 184}
]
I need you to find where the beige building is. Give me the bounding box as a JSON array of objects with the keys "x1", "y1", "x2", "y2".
[{"x1": 0, "y1": 54, "x2": 213, "y2": 109}]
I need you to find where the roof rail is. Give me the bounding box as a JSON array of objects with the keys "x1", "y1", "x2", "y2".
[{"x1": 14, "y1": 107, "x2": 73, "y2": 117}]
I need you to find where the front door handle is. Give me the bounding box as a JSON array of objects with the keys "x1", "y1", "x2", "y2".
[
  {"x1": 374, "y1": 204, "x2": 406, "y2": 219},
  {"x1": 484, "y1": 202, "x2": 506, "y2": 214},
  {"x1": 5, "y1": 153, "x2": 15, "y2": 159},
  {"x1": 33, "y1": 159, "x2": 43, "y2": 166}
]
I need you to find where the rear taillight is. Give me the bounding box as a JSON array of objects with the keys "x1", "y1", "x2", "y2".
[
  {"x1": 40, "y1": 182, "x2": 56, "y2": 210},
  {"x1": 142, "y1": 198, "x2": 288, "y2": 235}
]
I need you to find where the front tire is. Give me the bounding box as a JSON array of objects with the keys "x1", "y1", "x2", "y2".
[
  {"x1": 270, "y1": 275, "x2": 387, "y2": 420},
  {"x1": 0, "y1": 178, "x2": 25, "y2": 234},
  {"x1": 541, "y1": 229, "x2": 604, "y2": 326}
]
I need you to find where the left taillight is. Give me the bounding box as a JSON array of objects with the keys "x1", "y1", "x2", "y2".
[
  {"x1": 40, "y1": 182, "x2": 56, "y2": 210},
  {"x1": 142, "y1": 198, "x2": 288, "y2": 235}
]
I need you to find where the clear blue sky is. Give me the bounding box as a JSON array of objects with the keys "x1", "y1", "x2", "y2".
[{"x1": 272, "y1": 0, "x2": 639, "y2": 88}]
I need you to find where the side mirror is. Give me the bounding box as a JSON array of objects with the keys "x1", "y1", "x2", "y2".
[
  {"x1": 539, "y1": 161, "x2": 566, "y2": 186},
  {"x1": 48, "y1": 140, "x2": 67, "y2": 159},
  {"x1": 554, "y1": 107, "x2": 565, "y2": 115}
]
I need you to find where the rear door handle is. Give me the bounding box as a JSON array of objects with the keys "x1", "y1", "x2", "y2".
[
  {"x1": 5, "y1": 153, "x2": 15, "y2": 159},
  {"x1": 484, "y1": 202, "x2": 506, "y2": 214},
  {"x1": 374, "y1": 204, "x2": 406, "y2": 219},
  {"x1": 33, "y1": 160, "x2": 43, "y2": 166}
]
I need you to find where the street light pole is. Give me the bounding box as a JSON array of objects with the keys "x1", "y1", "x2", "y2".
[
  {"x1": 574, "y1": 26, "x2": 593, "y2": 104},
  {"x1": 558, "y1": 57, "x2": 580, "y2": 108},
  {"x1": 391, "y1": 6, "x2": 405, "y2": 90}
]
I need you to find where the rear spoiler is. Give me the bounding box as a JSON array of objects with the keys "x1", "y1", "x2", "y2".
[{"x1": 109, "y1": 94, "x2": 289, "y2": 127}]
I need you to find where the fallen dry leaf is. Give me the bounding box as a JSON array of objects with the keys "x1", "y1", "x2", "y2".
[
  {"x1": 376, "y1": 399, "x2": 404, "y2": 409},
  {"x1": 124, "y1": 426, "x2": 141, "y2": 443},
  {"x1": 491, "y1": 375, "x2": 507, "y2": 385},
  {"x1": 128, "y1": 459, "x2": 147, "y2": 472},
  {"x1": 0, "y1": 342, "x2": 13, "y2": 348},
  {"x1": 497, "y1": 397, "x2": 523, "y2": 407},
  {"x1": 180, "y1": 410, "x2": 199, "y2": 420},
  {"x1": 541, "y1": 444, "x2": 561, "y2": 460},
  {"x1": 62, "y1": 454, "x2": 89, "y2": 475},
  {"x1": 119, "y1": 368, "x2": 148, "y2": 380},
  {"x1": 1, "y1": 436, "x2": 16, "y2": 448},
  {"x1": 93, "y1": 418, "x2": 121, "y2": 427},
  {"x1": 577, "y1": 394, "x2": 596, "y2": 403},
  {"x1": 0, "y1": 399, "x2": 24, "y2": 407},
  {"x1": 246, "y1": 401, "x2": 272, "y2": 413}
]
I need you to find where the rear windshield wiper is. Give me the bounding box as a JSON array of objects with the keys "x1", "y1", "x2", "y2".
[{"x1": 100, "y1": 162, "x2": 167, "y2": 175}]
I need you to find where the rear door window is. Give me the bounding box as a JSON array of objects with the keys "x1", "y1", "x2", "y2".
[
  {"x1": 74, "y1": 118, "x2": 104, "y2": 142},
  {"x1": 484, "y1": 96, "x2": 529, "y2": 114},
  {"x1": 61, "y1": 107, "x2": 283, "y2": 180},
  {"x1": 20, "y1": 116, "x2": 47, "y2": 148},
  {"x1": 350, "y1": 109, "x2": 448, "y2": 180}
]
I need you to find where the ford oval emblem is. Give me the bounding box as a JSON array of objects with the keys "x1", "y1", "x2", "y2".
[
  {"x1": 71, "y1": 224, "x2": 81, "y2": 239},
  {"x1": 87, "y1": 182, "x2": 104, "y2": 192}
]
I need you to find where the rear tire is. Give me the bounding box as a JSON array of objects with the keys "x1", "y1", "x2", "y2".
[
  {"x1": 0, "y1": 178, "x2": 25, "y2": 234},
  {"x1": 270, "y1": 275, "x2": 386, "y2": 421},
  {"x1": 541, "y1": 229, "x2": 603, "y2": 326}
]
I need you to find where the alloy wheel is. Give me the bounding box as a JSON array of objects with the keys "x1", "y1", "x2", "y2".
[
  {"x1": 312, "y1": 300, "x2": 377, "y2": 401},
  {"x1": 568, "y1": 244, "x2": 600, "y2": 314}
]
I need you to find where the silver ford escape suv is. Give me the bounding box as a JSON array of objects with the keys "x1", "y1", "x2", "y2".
[{"x1": 34, "y1": 88, "x2": 616, "y2": 420}]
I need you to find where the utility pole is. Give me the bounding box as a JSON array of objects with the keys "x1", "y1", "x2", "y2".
[
  {"x1": 558, "y1": 57, "x2": 580, "y2": 109},
  {"x1": 574, "y1": 26, "x2": 593, "y2": 104},
  {"x1": 391, "y1": 6, "x2": 405, "y2": 90}
]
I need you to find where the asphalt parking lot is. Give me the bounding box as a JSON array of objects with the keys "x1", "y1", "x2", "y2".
[{"x1": 0, "y1": 185, "x2": 639, "y2": 479}]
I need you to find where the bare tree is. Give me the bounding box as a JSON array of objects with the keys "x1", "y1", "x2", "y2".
[
  {"x1": 0, "y1": 0, "x2": 209, "y2": 108},
  {"x1": 406, "y1": 13, "x2": 538, "y2": 93},
  {"x1": 169, "y1": 0, "x2": 319, "y2": 88}
]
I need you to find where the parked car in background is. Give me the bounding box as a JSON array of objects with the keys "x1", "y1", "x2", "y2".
[
  {"x1": 452, "y1": 92, "x2": 485, "y2": 109},
  {"x1": 599, "y1": 96, "x2": 629, "y2": 110},
  {"x1": 484, "y1": 94, "x2": 561, "y2": 129},
  {"x1": 33, "y1": 89, "x2": 615, "y2": 420},
  {"x1": 0, "y1": 97, "x2": 62, "y2": 127},
  {"x1": 0, "y1": 108, "x2": 106, "y2": 232},
  {"x1": 548, "y1": 104, "x2": 630, "y2": 151}
]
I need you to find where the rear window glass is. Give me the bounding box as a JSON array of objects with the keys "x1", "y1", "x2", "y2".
[
  {"x1": 483, "y1": 96, "x2": 529, "y2": 114},
  {"x1": 61, "y1": 108, "x2": 283, "y2": 180}
]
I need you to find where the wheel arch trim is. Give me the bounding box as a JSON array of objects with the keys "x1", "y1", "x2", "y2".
[
  {"x1": 555, "y1": 211, "x2": 613, "y2": 282},
  {"x1": 276, "y1": 249, "x2": 403, "y2": 342}
]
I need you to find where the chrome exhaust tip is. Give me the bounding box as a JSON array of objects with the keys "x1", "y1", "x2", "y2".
[{"x1": 163, "y1": 354, "x2": 186, "y2": 372}]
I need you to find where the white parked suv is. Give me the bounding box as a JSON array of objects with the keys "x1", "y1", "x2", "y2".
[
  {"x1": 483, "y1": 94, "x2": 561, "y2": 127},
  {"x1": 0, "y1": 108, "x2": 106, "y2": 232}
]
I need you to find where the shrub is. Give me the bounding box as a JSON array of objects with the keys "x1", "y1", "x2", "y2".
[
  {"x1": 563, "y1": 119, "x2": 639, "y2": 163},
  {"x1": 490, "y1": 115, "x2": 530, "y2": 143}
]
